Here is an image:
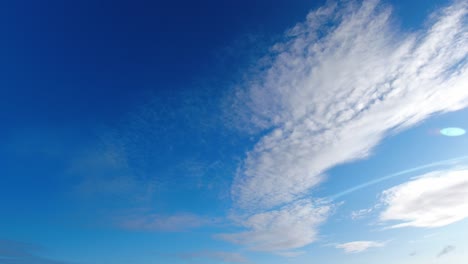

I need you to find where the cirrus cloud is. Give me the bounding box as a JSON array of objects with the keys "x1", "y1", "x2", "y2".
[
  {"x1": 223, "y1": 0, "x2": 468, "y2": 254},
  {"x1": 218, "y1": 199, "x2": 331, "y2": 252},
  {"x1": 231, "y1": 0, "x2": 468, "y2": 212}
]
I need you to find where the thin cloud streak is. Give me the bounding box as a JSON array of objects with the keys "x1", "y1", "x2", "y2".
[{"x1": 330, "y1": 155, "x2": 468, "y2": 201}]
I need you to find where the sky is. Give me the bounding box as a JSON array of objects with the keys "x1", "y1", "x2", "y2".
[{"x1": 1, "y1": 0, "x2": 468, "y2": 263}]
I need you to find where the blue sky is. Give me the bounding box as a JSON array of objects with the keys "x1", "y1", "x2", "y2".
[{"x1": 1, "y1": 0, "x2": 468, "y2": 263}]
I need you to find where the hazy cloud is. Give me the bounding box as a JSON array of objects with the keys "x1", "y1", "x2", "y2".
[
  {"x1": 177, "y1": 251, "x2": 250, "y2": 263},
  {"x1": 0, "y1": 240, "x2": 72, "y2": 264},
  {"x1": 118, "y1": 212, "x2": 219, "y2": 232},
  {"x1": 69, "y1": 146, "x2": 157, "y2": 204},
  {"x1": 437, "y1": 245, "x2": 455, "y2": 258}
]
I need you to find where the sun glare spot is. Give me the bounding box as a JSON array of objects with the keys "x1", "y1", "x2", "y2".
[{"x1": 440, "y1": 127, "x2": 466, "y2": 137}]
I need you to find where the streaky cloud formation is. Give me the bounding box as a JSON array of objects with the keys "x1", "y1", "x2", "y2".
[
  {"x1": 335, "y1": 241, "x2": 385, "y2": 253},
  {"x1": 224, "y1": 0, "x2": 468, "y2": 253},
  {"x1": 380, "y1": 169, "x2": 468, "y2": 228}
]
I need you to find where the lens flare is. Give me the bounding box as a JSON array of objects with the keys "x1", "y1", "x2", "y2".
[{"x1": 440, "y1": 127, "x2": 466, "y2": 137}]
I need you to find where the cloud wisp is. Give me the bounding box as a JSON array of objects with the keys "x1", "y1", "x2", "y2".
[
  {"x1": 335, "y1": 241, "x2": 385, "y2": 254},
  {"x1": 437, "y1": 245, "x2": 456, "y2": 258},
  {"x1": 177, "y1": 251, "x2": 250, "y2": 264},
  {"x1": 218, "y1": 199, "x2": 330, "y2": 252},
  {"x1": 350, "y1": 207, "x2": 375, "y2": 220},
  {"x1": 118, "y1": 212, "x2": 219, "y2": 232},
  {"x1": 222, "y1": 0, "x2": 468, "y2": 253},
  {"x1": 380, "y1": 169, "x2": 468, "y2": 228},
  {"x1": 0, "y1": 239, "x2": 71, "y2": 264}
]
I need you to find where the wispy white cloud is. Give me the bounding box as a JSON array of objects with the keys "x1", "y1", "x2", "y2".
[
  {"x1": 118, "y1": 212, "x2": 219, "y2": 232},
  {"x1": 177, "y1": 250, "x2": 250, "y2": 263},
  {"x1": 335, "y1": 241, "x2": 385, "y2": 253},
  {"x1": 351, "y1": 207, "x2": 374, "y2": 220},
  {"x1": 437, "y1": 245, "x2": 456, "y2": 258},
  {"x1": 224, "y1": 0, "x2": 468, "y2": 253},
  {"x1": 380, "y1": 169, "x2": 468, "y2": 228},
  {"x1": 218, "y1": 199, "x2": 330, "y2": 252}
]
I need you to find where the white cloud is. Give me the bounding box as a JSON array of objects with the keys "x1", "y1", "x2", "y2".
[
  {"x1": 336, "y1": 241, "x2": 385, "y2": 253},
  {"x1": 232, "y1": 0, "x2": 468, "y2": 211},
  {"x1": 218, "y1": 199, "x2": 330, "y2": 252},
  {"x1": 380, "y1": 169, "x2": 468, "y2": 228},
  {"x1": 225, "y1": 0, "x2": 468, "y2": 253}
]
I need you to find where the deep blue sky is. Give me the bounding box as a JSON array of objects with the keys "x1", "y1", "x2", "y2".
[{"x1": 0, "y1": 0, "x2": 446, "y2": 132}]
